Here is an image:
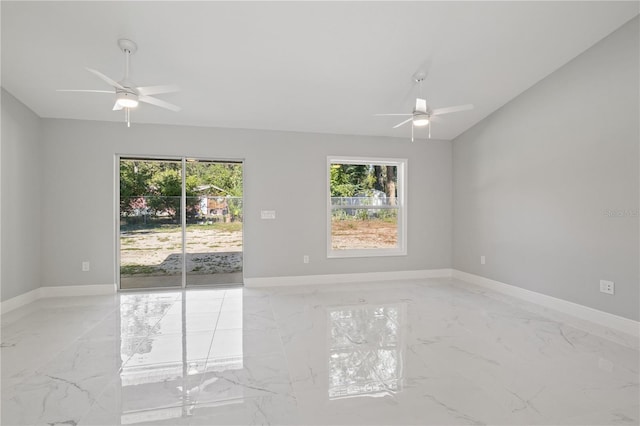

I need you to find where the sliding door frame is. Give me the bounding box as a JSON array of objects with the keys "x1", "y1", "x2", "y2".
[{"x1": 115, "y1": 154, "x2": 245, "y2": 291}]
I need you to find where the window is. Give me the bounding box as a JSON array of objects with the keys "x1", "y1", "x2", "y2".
[{"x1": 327, "y1": 157, "x2": 407, "y2": 257}]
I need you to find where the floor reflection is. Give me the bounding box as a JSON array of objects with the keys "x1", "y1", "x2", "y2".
[
  {"x1": 4, "y1": 281, "x2": 638, "y2": 425},
  {"x1": 117, "y1": 290, "x2": 244, "y2": 424},
  {"x1": 328, "y1": 303, "x2": 405, "y2": 399}
]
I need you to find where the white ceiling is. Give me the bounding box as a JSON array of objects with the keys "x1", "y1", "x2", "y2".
[{"x1": 2, "y1": 1, "x2": 638, "y2": 140}]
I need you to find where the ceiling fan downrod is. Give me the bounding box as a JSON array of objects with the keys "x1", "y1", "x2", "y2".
[
  {"x1": 118, "y1": 39, "x2": 137, "y2": 82},
  {"x1": 118, "y1": 39, "x2": 138, "y2": 127}
]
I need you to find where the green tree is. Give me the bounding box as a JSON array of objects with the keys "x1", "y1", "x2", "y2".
[
  {"x1": 147, "y1": 169, "x2": 199, "y2": 221},
  {"x1": 187, "y1": 162, "x2": 243, "y2": 197},
  {"x1": 330, "y1": 164, "x2": 370, "y2": 197},
  {"x1": 120, "y1": 160, "x2": 154, "y2": 215}
]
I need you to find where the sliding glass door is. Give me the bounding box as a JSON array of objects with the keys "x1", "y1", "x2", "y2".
[
  {"x1": 119, "y1": 158, "x2": 183, "y2": 289},
  {"x1": 118, "y1": 157, "x2": 243, "y2": 290},
  {"x1": 185, "y1": 160, "x2": 243, "y2": 286}
]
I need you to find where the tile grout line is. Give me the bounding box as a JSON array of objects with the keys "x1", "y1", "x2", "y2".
[{"x1": 191, "y1": 289, "x2": 226, "y2": 409}]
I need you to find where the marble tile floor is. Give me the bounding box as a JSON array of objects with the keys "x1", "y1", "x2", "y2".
[{"x1": 1, "y1": 278, "x2": 638, "y2": 425}]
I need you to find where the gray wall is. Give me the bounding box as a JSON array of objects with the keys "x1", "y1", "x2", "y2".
[
  {"x1": 453, "y1": 17, "x2": 639, "y2": 320},
  {"x1": 39, "y1": 118, "x2": 452, "y2": 288},
  {"x1": 1, "y1": 89, "x2": 42, "y2": 301}
]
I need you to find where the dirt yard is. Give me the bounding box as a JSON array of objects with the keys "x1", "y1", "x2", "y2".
[
  {"x1": 331, "y1": 219, "x2": 398, "y2": 249},
  {"x1": 120, "y1": 226, "x2": 243, "y2": 276},
  {"x1": 121, "y1": 219, "x2": 396, "y2": 277}
]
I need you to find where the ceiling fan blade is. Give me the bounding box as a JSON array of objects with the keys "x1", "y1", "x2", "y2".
[
  {"x1": 139, "y1": 95, "x2": 181, "y2": 112},
  {"x1": 136, "y1": 85, "x2": 180, "y2": 96},
  {"x1": 431, "y1": 104, "x2": 474, "y2": 116},
  {"x1": 415, "y1": 98, "x2": 427, "y2": 113},
  {"x1": 56, "y1": 89, "x2": 114, "y2": 94},
  {"x1": 393, "y1": 117, "x2": 414, "y2": 129},
  {"x1": 374, "y1": 113, "x2": 413, "y2": 116},
  {"x1": 113, "y1": 102, "x2": 123, "y2": 111},
  {"x1": 86, "y1": 67, "x2": 124, "y2": 90}
]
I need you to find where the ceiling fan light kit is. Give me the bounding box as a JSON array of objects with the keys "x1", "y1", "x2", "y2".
[
  {"x1": 57, "y1": 38, "x2": 180, "y2": 127},
  {"x1": 412, "y1": 116, "x2": 429, "y2": 127},
  {"x1": 115, "y1": 91, "x2": 139, "y2": 109}
]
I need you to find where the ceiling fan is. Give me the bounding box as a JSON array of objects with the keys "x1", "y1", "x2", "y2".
[
  {"x1": 57, "y1": 39, "x2": 180, "y2": 127},
  {"x1": 376, "y1": 73, "x2": 473, "y2": 141}
]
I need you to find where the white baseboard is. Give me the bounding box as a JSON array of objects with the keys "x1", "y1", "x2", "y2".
[
  {"x1": 0, "y1": 288, "x2": 41, "y2": 315},
  {"x1": 39, "y1": 283, "x2": 117, "y2": 298},
  {"x1": 452, "y1": 269, "x2": 639, "y2": 340},
  {"x1": 244, "y1": 269, "x2": 452, "y2": 288},
  {"x1": 1, "y1": 284, "x2": 117, "y2": 315}
]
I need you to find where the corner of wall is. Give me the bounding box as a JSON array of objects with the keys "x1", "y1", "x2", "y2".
[{"x1": 1, "y1": 88, "x2": 45, "y2": 302}]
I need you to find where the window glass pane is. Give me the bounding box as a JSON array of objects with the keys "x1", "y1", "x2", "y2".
[
  {"x1": 328, "y1": 160, "x2": 404, "y2": 255},
  {"x1": 185, "y1": 160, "x2": 243, "y2": 287},
  {"x1": 120, "y1": 158, "x2": 183, "y2": 289}
]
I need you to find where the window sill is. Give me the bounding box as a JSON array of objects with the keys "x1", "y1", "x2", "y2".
[{"x1": 327, "y1": 248, "x2": 407, "y2": 259}]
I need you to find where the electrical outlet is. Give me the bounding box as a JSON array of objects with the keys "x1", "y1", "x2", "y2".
[
  {"x1": 82, "y1": 261, "x2": 90, "y2": 272},
  {"x1": 599, "y1": 280, "x2": 614, "y2": 295},
  {"x1": 480, "y1": 255, "x2": 486, "y2": 265},
  {"x1": 303, "y1": 255, "x2": 309, "y2": 264}
]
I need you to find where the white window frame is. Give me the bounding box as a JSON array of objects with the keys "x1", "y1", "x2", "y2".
[{"x1": 327, "y1": 156, "x2": 407, "y2": 258}]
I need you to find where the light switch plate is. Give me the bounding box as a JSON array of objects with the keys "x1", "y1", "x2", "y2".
[{"x1": 261, "y1": 210, "x2": 276, "y2": 220}]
